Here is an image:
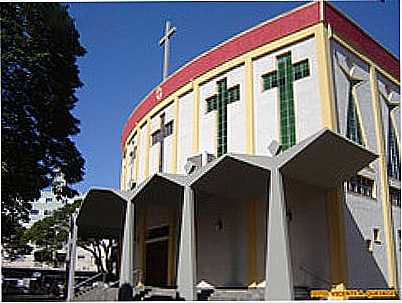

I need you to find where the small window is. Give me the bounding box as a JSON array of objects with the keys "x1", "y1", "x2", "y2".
[
  {"x1": 129, "y1": 146, "x2": 137, "y2": 160},
  {"x1": 147, "y1": 225, "x2": 169, "y2": 240},
  {"x1": 293, "y1": 59, "x2": 310, "y2": 80},
  {"x1": 347, "y1": 175, "x2": 374, "y2": 198},
  {"x1": 206, "y1": 95, "x2": 217, "y2": 113},
  {"x1": 45, "y1": 198, "x2": 52, "y2": 203},
  {"x1": 389, "y1": 187, "x2": 400, "y2": 207},
  {"x1": 262, "y1": 71, "x2": 278, "y2": 91},
  {"x1": 165, "y1": 121, "x2": 173, "y2": 137},
  {"x1": 151, "y1": 130, "x2": 160, "y2": 146},
  {"x1": 366, "y1": 239, "x2": 373, "y2": 252},
  {"x1": 373, "y1": 228, "x2": 381, "y2": 244},
  {"x1": 228, "y1": 85, "x2": 240, "y2": 103},
  {"x1": 30, "y1": 209, "x2": 39, "y2": 215},
  {"x1": 44, "y1": 210, "x2": 51, "y2": 216}
]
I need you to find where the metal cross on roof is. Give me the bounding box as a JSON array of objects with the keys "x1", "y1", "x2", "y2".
[{"x1": 159, "y1": 21, "x2": 176, "y2": 80}]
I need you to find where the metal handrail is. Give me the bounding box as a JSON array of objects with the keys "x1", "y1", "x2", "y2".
[{"x1": 74, "y1": 272, "x2": 104, "y2": 292}]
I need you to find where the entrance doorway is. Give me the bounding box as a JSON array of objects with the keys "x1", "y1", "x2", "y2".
[{"x1": 145, "y1": 226, "x2": 169, "y2": 286}]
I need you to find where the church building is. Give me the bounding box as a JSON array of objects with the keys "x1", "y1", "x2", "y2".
[{"x1": 76, "y1": 1, "x2": 400, "y2": 300}]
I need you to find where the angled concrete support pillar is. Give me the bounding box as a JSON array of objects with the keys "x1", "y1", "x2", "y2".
[
  {"x1": 119, "y1": 200, "x2": 135, "y2": 287},
  {"x1": 265, "y1": 168, "x2": 294, "y2": 300},
  {"x1": 177, "y1": 186, "x2": 196, "y2": 300},
  {"x1": 67, "y1": 212, "x2": 78, "y2": 301}
]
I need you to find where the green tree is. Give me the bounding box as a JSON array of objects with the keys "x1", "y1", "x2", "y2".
[
  {"x1": 25, "y1": 200, "x2": 118, "y2": 278},
  {"x1": 1, "y1": 3, "x2": 86, "y2": 258}
]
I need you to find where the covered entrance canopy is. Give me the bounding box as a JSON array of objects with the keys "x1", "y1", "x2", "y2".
[
  {"x1": 278, "y1": 129, "x2": 377, "y2": 189},
  {"x1": 77, "y1": 188, "x2": 130, "y2": 239},
  {"x1": 73, "y1": 128, "x2": 377, "y2": 301}
]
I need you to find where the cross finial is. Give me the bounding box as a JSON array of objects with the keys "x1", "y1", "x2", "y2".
[{"x1": 159, "y1": 20, "x2": 176, "y2": 80}]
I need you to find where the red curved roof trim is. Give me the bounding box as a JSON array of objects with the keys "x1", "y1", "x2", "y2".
[
  {"x1": 121, "y1": 2, "x2": 320, "y2": 148},
  {"x1": 121, "y1": 2, "x2": 399, "y2": 149},
  {"x1": 324, "y1": 3, "x2": 399, "y2": 81}
]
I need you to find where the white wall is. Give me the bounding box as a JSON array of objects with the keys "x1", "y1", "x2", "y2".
[
  {"x1": 253, "y1": 36, "x2": 321, "y2": 155},
  {"x1": 199, "y1": 64, "x2": 247, "y2": 157},
  {"x1": 285, "y1": 178, "x2": 331, "y2": 289},
  {"x1": 149, "y1": 103, "x2": 175, "y2": 175},
  {"x1": 330, "y1": 40, "x2": 399, "y2": 288},
  {"x1": 124, "y1": 134, "x2": 137, "y2": 190},
  {"x1": 137, "y1": 124, "x2": 148, "y2": 183},
  {"x1": 177, "y1": 91, "x2": 194, "y2": 174},
  {"x1": 196, "y1": 196, "x2": 249, "y2": 287}
]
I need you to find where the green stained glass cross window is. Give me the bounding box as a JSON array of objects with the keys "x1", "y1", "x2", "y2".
[
  {"x1": 262, "y1": 71, "x2": 278, "y2": 90},
  {"x1": 346, "y1": 79, "x2": 363, "y2": 145},
  {"x1": 205, "y1": 78, "x2": 241, "y2": 156},
  {"x1": 388, "y1": 119, "x2": 400, "y2": 180},
  {"x1": 261, "y1": 55, "x2": 310, "y2": 151}
]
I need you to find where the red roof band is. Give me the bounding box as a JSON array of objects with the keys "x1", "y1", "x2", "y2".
[{"x1": 121, "y1": 1, "x2": 399, "y2": 149}]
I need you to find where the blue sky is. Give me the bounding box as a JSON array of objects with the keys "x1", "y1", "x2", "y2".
[{"x1": 68, "y1": 1, "x2": 399, "y2": 194}]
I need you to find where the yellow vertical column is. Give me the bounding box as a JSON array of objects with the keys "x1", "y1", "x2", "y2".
[
  {"x1": 144, "y1": 118, "x2": 151, "y2": 178},
  {"x1": 192, "y1": 82, "x2": 200, "y2": 155},
  {"x1": 171, "y1": 97, "x2": 179, "y2": 173},
  {"x1": 135, "y1": 127, "x2": 141, "y2": 181},
  {"x1": 245, "y1": 57, "x2": 255, "y2": 155},
  {"x1": 370, "y1": 66, "x2": 397, "y2": 288},
  {"x1": 245, "y1": 57, "x2": 257, "y2": 284},
  {"x1": 120, "y1": 157, "x2": 125, "y2": 191},
  {"x1": 316, "y1": 23, "x2": 348, "y2": 285}
]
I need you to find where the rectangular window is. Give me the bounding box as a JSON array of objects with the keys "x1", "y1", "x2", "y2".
[
  {"x1": 151, "y1": 130, "x2": 160, "y2": 146},
  {"x1": 45, "y1": 198, "x2": 52, "y2": 203},
  {"x1": 262, "y1": 71, "x2": 278, "y2": 91},
  {"x1": 147, "y1": 225, "x2": 169, "y2": 240},
  {"x1": 165, "y1": 121, "x2": 173, "y2": 137},
  {"x1": 206, "y1": 95, "x2": 217, "y2": 113},
  {"x1": 44, "y1": 209, "x2": 51, "y2": 216},
  {"x1": 30, "y1": 209, "x2": 39, "y2": 215},
  {"x1": 228, "y1": 84, "x2": 240, "y2": 103},
  {"x1": 366, "y1": 239, "x2": 373, "y2": 252},
  {"x1": 130, "y1": 146, "x2": 137, "y2": 160},
  {"x1": 373, "y1": 228, "x2": 381, "y2": 244},
  {"x1": 347, "y1": 175, "x2": 374, "y2": 198},
  {"x1": 293, "y1": 59, "x2": 310, "y2": 80},
  {"x1": 278, "y1": 53, "x2": 296, "y2": 150},
  {"x1": 389, "y1": 187, "x2": 401, "y2": 207},
  {"x1": 388, "y1": 121, "x2": 400, "y2": 180}
]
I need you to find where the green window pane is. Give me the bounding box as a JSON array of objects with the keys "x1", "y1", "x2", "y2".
[
  {"x1": 277, "y1": 53, "x2": 296, "y2": 151},
  {"x1": 346, "y1": 83, "x2": 363, "y2": 145},
  {"x1": 388, "y1": 121, "x2": 401, "y2": 180},
  {"x1": 262, "y1": 71, "x2": 278, "y2": 90}
]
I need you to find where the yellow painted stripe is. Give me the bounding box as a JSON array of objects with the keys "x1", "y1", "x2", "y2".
[
  {"x1": 122, "y1": 25, "x2": 321, "y2": 149},
  {"x1": 317, "y1": 22, "x2": 348, "y2": 285},
  {"x1": 245, "y1": 57, "x2": 255, "y2": 154},
  {"x1": 248, "y1": 200, "x2": 257, "y2": 284},
  {"x1": 171, "y1": 97, "x2": 179, "y2": 173},
  {"x1": 144, "y1": 118, "x2": 151, "y2": 178},
  {"x1": 192, "y1": 82, "x2": 200, "y2": 154},
  {"x1": 135, "y1": 128, "x2": 141, "y2": 182},
  {"x1": 370, "y1": 65, "x2": 397, "y2": 288},
  {"x1": 316, "y1": 23, "x2": 337, "y2": 131}
]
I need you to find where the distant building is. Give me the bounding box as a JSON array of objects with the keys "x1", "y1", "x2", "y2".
[{"x1": 4, "y1": 172, "x2": 97, "y2": 273}]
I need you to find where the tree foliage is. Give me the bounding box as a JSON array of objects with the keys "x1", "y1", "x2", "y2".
[
  {"x1": 1, "y1": 3, "x2": 86, "y2": 256},
  {"x1": 25, "y1": 200, "x2": 118, "y2": 278}
]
